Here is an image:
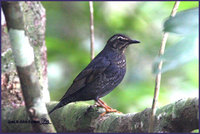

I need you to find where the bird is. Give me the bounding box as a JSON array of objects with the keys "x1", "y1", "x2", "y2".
[{"x1": 49, "y1": 34, "x2": 140, "y2": 115}]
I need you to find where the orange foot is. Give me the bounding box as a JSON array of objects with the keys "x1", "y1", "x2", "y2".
[{"x1": 96, "y1": 99, "x2": 122, "y2": 116}]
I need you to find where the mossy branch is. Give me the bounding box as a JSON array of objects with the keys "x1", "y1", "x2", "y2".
[{"x1": 2, "y1": 98, "x2": 198, "y2": 133}]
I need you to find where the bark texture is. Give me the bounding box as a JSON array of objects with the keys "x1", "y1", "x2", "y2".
[
  {"x1": 1, "y1": 7, "x2": 23, "y2": 111},
  {"x1": 20, "y1": 2, "x2": 49, "y2": 102},
  {"x1": 2, "y1": 98, "x2": 198, "y2": 133}
]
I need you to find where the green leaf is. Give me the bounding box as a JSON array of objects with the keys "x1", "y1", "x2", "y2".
[
  {"x1": 153, "y1": 35, "x2": 198, "y2": 74},
  {"x1": 153, "y1": 7, "x2": 199, "y2": 74},
  {"x1": 164, "y1": 8, "x2": 199, "y2": 35}
]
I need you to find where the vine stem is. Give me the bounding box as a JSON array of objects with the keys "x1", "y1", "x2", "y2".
[
  {"x1": 148, "y1": 1, "x2": 180, "y2": 132},
  {"x1": 89, "y1": 1, "x2": 95, "y2": 60}
]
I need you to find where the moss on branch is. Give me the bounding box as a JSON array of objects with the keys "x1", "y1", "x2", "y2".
[{"x1": 2, "y1": 97, "x2": 198, "y2": 133}]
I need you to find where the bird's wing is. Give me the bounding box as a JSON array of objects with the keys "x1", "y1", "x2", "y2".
[{"x1": 60, "y1": 56, "x2": 110, "y2": 100}]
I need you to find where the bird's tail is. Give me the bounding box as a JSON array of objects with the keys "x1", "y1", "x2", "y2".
[
  {"x1": 48, "y1": 99, "x2": 71, "y2": 114},
  {"x1": 48, "y1": 104, "x2": 60, "y2": 115}
]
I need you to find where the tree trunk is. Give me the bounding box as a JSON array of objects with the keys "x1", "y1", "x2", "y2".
[
  {"x1": 1, "y1": 1, "x2": 49, "y2": 112},
  {"x1": 1, "y1": 1, "x2": 55, "y2": 133}
]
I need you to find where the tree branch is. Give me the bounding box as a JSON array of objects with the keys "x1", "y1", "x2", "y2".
[{"x1": 2, "y1": 98, "x2": 198, "y2": 133}]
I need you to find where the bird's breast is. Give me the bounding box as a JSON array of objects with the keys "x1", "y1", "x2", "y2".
[
  {"x1": 115, "y1": 59, "x2": 126, "y2": 69},
  {"x1": 103, "y1": 56, "x2": 126, "y2": 85},
  {"x1": 96, "y1": 57, "x2": 126, "y2": 98}
]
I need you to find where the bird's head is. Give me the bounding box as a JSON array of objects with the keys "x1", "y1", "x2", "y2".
[{"x1": 106, "y1": 34, "x2": 140, "y2": 53}]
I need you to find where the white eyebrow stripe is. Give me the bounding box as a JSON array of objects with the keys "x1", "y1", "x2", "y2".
[{"x1": 117, "y1": 36, "x2": 128, "y2": 40}]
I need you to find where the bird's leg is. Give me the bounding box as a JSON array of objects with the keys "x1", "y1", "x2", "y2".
[
  {"x1": 96, "y1": 99, "x2": 122, "y2": 116},
  {"x1": 95, "y1": 99, "x2": 113, "y2": 109},
  {"x1": 96, "y1": 99, "x2": 113, "y2": 109}
]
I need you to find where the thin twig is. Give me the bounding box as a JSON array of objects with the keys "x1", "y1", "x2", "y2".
[
  {"x1": 89, "y1": 1, "x2": 95, "y2": 60},
  {"x1": 148, "y1": 1, "x2": 180, "y2": 132}
]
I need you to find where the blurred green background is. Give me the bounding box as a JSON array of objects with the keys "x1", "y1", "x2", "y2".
[{"x1": 42, "y1": 1, "x2": 199, "y2": 113}]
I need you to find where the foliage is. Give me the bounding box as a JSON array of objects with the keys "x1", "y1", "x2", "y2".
[{"x1": 153, "y1": 7, "x2": 198, "y2": 74}]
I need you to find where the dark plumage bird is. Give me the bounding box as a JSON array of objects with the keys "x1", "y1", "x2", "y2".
[{"x1": 49, "y1": 34, "x2": 140, "y2": 115}]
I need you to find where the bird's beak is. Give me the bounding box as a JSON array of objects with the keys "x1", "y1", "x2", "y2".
[{"x1": 129, "y1": 39, "x2": 140, "y2": 44}]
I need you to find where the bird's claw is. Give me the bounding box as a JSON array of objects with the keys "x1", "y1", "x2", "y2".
[
  {"x1": 95, "y1": 99, "x2": 122, "y2": 116},
  {"x1": 100, "y1": 108, "x2": 122, "y2": 116}
]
